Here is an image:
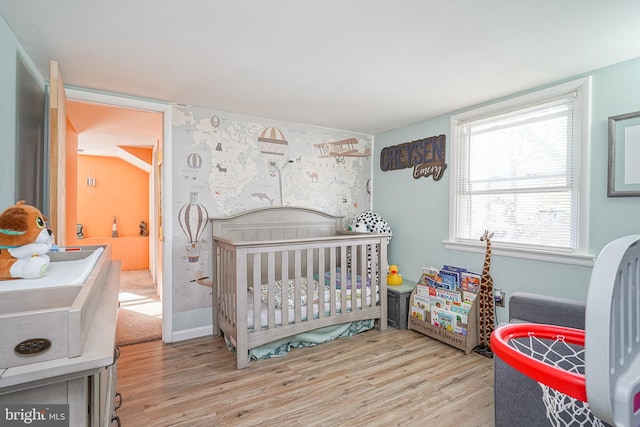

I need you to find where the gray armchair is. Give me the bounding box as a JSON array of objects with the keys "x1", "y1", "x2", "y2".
[{"x1": 493, "y1": 292, "x2": 611, "y2": 426}]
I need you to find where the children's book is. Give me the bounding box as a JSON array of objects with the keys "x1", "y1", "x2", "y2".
[
  {"x1": 439, "y1": 270, "x2": 459, "y2": 290},
  {"x1": 442, "y1": 265, "x2": 467, "y2": 275},
  {"x1": 413, "y1": 295, "x2": 430, "y2": 311},
  {"x1": 436, "y1": 288, "x2": 462, "y2": 304},
  {"x1": 422, "y1": 266, "x2": 440, "y2": 278},
  {"x1": 418, "y1": 273, "x2": 441, "y2": 289},
  {"x1": 452, "y1": 312, "x2": 468, "y2": 325},
  {"x1": 429, "y1": 296, "x2": 448, "y2": 312},
  {"x1": 430, "y1": 307, "x2": 442, "y2": 327},
  {"x1": 455, "y1": 325, "x2": 467, "y2": 336},
  {"x1": 410, "y1": 306, "x2": 426, "y2": 321},
  {"x1": 434, "y1": 308, "x2": 455, "y2": 332},
  {"x1": 431, "y1": 308, "x2": 456, "y2": 332},
  {"x1": 416, "y1": 284, "x2": 431, "y2": 297},
  {"x1": 461, "y1": 272, "x2": 481, "y2": 293},
  {"x1": 451, "y1": 303, "x2": 470, "y2": 317},
  {"x1": 421, "y1": 266, "x2": 442, "y2": 288},
  {"x1": 418, "y1": 274, "x2": 430, "y2": 287},
  {"x1": 427, "y1": 278, "x2": 443, "y2": 288},
  {"x1": 463, "y1": 291, "x2": 477, "y2": 303}
]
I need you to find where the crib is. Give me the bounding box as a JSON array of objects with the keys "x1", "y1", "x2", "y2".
[{"x1": 210, "y1": 206, "x2": 389, "y2": 369}]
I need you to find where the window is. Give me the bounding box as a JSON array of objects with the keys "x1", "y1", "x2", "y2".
[{"x1": 447, "y1": 78, "x2": 593, "y2": 265}]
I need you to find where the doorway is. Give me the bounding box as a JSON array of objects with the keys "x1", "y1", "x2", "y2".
[{"x1": 64, "y1": 88, "x2": 172, "y2": 343}]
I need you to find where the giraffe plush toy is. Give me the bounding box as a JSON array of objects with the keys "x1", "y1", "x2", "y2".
[{"x1": 476, "y1": 229, "x2": 496, "y2": 357}]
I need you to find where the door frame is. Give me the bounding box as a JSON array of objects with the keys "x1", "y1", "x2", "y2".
[
  {"x1": 49, "y1": 61, "x2": 67, "y2": 245},
  {"x1": 65, "y1": 88, "x2": 174, "y2": 343}
]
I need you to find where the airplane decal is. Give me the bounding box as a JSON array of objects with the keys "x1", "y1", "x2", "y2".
[{"x1": 313, "y1": 138, "x2": 371, "y2": 163}]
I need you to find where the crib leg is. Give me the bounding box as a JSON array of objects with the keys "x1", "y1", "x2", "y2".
[
  {"x1": 236, "y1": 343, "x2": 249, "y2": 369},
  {"x1": 237, "y1": 353, "x2": 249, "y2": 369}
]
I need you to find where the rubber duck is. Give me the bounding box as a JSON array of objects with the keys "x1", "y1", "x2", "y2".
[{"x1": 387, "y1": 264, "x2": 403, "y2": 286}]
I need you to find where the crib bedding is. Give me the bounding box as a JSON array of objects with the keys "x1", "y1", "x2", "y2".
[
  {"x1": 249, "y1": 273, "x2": 375, "y2": 310},
  {"x1": 316, "y1": 267, "x2": 371, "y2": 289},
  {"x1": 246, "y1": 286, "x2": 376, "y2": 328},
  {"x1": 226, "y1": 319, "x2": 374, "y2": 361}
]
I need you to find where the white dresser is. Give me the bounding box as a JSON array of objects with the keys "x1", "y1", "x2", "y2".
[{"x1": 0, "y1": 246, "x2": 121, "y2": 426}]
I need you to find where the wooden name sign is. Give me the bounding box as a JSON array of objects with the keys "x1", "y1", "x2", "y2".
[{"x1": 379, "y1": 134, "x2": 447, "y2": 181}]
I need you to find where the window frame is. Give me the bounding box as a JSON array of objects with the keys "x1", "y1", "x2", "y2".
[{"x1": 445, "y1": 77, "x2": 594, "y2": 267}]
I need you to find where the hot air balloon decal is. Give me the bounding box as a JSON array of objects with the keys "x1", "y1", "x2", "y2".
[
  {"x1": 178, "y1": 192, "x2": 209, "y2": 263},
  {"x1": 187, "y1": 152, "x2": 202, "y2": 169},
  {"x1": 257, "y1": 127, "x2": 288, "y2": 176},
  {"x1": 210, "y1": 115, "x2": 223, "y2": 151}
]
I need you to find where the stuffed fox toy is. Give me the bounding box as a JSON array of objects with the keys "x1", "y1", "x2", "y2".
[{"x1": 0, "y1": 200, "x2": 54, "y2": 280}]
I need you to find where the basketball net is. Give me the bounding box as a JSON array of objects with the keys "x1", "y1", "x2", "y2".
[{"x1": 508, "y1": 333, "x2": 605, "y2": 427}]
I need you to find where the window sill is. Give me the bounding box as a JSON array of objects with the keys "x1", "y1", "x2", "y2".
[{"x1": 442, "y1": 240, "x2": 595, "y2": 267}]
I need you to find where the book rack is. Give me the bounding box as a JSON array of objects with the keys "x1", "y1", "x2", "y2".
[{"x1": 408, "y1": 288, "x2": 480, "y2": 354}]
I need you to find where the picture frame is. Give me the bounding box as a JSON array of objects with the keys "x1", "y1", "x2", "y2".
[{"x1": 608, "y1": 110, "x2": 640, "y2": 197}]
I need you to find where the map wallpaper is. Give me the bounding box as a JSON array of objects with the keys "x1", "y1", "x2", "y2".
[{"x1": 170, "y1": 105, "x2": 373, "y2": 331}]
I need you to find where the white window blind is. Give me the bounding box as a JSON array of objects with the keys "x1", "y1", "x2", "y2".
[{"x1": 455, "y1": 91, "x2": 579, "y2": 251}]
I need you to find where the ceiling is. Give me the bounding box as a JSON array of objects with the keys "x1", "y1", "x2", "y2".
[
  {"x1": 65, "y1": 99, "x2": 162, "y2": 157},
  {"x1": 2, "y1": 0, "x2": 640, "y2": 136}
]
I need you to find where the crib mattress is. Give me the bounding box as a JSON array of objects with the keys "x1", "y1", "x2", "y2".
[{"x1": 0, "y1": 246, "x2": 112, "y2": 369}]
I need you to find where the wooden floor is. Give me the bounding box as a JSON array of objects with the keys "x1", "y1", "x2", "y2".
[{"x1": 116, "y1": 327, "x2": 495, "y2": 426}]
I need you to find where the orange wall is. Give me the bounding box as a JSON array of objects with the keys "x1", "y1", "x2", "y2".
[
  {"x1": 75, "y1": 236, "x2": 149, "y2": 271},
  {"x1": 68, "y1": 154, "x2": 150, "y2": 270}
]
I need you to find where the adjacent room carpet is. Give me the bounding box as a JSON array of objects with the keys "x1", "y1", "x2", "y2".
[{"x1": 116, "y1": 269, "x2": 162, "y2": 346}]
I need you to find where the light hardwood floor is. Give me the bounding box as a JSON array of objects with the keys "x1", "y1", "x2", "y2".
[{"x1": 116, "y1": 327, "x2": 495, "y2": 426}]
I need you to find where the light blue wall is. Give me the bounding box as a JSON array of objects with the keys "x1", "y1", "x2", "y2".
[
  {"x1": 0, "y1": 15, "x2": 19, "y2": 207},
  {"x1": 373, "y1": 57, "x2": 640, "y2": 324},
  {"x1": 0, "y1": 15, "x2": 45, "y2": 209},
  {"x1": 588, "y1": 59, "x2": 640, "y2": 248}
]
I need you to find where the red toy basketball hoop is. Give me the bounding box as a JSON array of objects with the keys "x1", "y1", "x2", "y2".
[
  {"x1": 493, "y1": 236, "x2": 640, "y2": 426},
  {"x1": 492, "y1": 323, "x2": 587, "y2": 401},
  {"x1": 492, "y1": 323, "x2": 606, "y2": 427}
]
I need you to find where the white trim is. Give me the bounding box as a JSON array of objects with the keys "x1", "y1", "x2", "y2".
[
  {"x1": 575, "y1": 77, "x2": 592, "y2": 256},
  {"x1": 450, "y1": 77, "x2": 590, "y2": 123},
  {"x1": 65, "y1": 88, "x2": 174, "y2": 344},
  {"x1": 171, "y1": 325, "x2": 214, "y2": 343},
  {"x1": 443, "y1": 240, "x2": 595, "y2": 267},
  {"x1": 65, "y1": 88, "x2": 168, "y2": 113},
  {"x1": 448, "y1": 77, "x2": 592, "y2": 256},
  {"x1": 160, "y1": 107, "x2": 173, "y2": 343}
]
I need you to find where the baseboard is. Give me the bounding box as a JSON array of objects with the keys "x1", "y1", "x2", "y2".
[{"x1": 171, "y1": 325, "x2": 213, "y2": 343}]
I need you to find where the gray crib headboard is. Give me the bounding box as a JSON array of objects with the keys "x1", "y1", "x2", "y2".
[{"x1": 209, "y1": 206, "x2": 344, "y2": 241}]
